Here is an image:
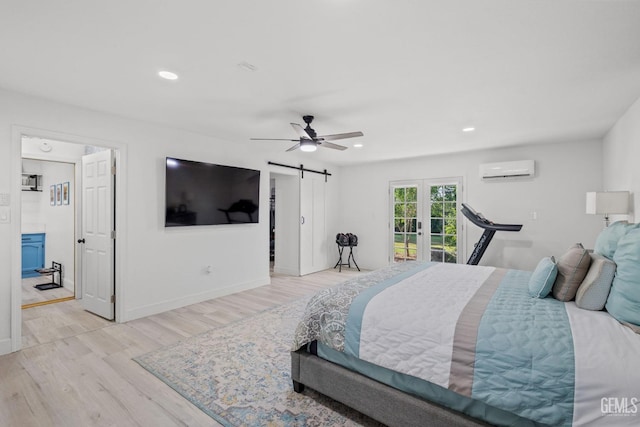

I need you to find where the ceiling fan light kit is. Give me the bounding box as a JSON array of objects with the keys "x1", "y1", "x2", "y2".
[
  {"x1": 299, "y1": 139, "x2": 317, "y2": 152},
  {"x1": 251, "y1": 115, "x2": 363, "y2": 153}
]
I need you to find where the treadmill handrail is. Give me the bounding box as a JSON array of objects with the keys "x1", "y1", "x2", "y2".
[{"x1": 461, "y1": 203, "x2": 522, "y2": 232}]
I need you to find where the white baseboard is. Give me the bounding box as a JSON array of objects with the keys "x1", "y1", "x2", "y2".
[
  {"x1": 273, "y1": 266, "x2": 299, "y2": 276},
  {"x1": 63, "y1": 278, "x2": 74, "y2": 293},
  {"x1": 122, "y1": 276, "x2": 270, "y2": 322},
  {"x1": 0, "y1": 337, "x2": 13, "y2": 356}
]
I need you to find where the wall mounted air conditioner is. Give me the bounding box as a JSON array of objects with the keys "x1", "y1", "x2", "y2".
[{"x1": 479, "y1": 160, "x2": 535, "y2": 179}]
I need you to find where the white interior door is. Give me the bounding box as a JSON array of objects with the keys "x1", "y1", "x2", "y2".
[
  {"x1": 299, "y1": 173, "x2": 328, "y2": 275},
  {"x1": 80, "y1": 150, "x2": 114, "y2": 319}
]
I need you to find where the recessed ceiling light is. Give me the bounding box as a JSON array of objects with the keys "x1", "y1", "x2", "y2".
[
  {"x1": 462, "y1": 127, "x2": 475, "y2": 132},
  {"x1": 354, "y1": 143, "x2": 364, "y2": 148},
  {"x1": 158, "y1": 70, "x2": 179, "y2": 80}
]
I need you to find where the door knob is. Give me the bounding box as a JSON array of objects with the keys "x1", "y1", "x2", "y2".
[{"x1": 77, "y1": 238, "x2": 85, "y2": 244}]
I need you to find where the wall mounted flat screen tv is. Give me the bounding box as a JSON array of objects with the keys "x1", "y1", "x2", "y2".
[{"x1": 165, "y1": 157, "x2": 260, "y2": 227}]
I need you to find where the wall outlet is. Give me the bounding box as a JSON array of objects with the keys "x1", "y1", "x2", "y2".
[
  {"x1": 0, "y1": 193, "x2": 9, "y2": 206},
  {"x1": 0, "y1": 207, "x2": 10, "y2": 224}
]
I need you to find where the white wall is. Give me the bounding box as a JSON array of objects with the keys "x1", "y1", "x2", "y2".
[
  {"x1": 337, "y1": 139, "x2": 604, "y2": 271},
  {"x1": 21, "y1": 159, "x2": 75, "y2": 290},
  {"x1": 0, "y1": 87, "x2": 338, "y2": 354},
  {"x1": 603, "y1": 96, "x2": 640, "y2": 223}
]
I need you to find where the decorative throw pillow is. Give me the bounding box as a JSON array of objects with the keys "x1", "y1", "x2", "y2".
[
  {"x1": 552, "y1": 243, "x2": 591, "y2": 302},
  {"x1": 593, "y1": 221, "x2": 634, "y2": 259},
  {"x1": 605, "y1": 227, "x2": 640, "y2": 329},
  {"x1": 575, "y1": 253, "x2": 616, "y2": 310},
  {"x1": 528, "y1": 256, "x2": 558, "y2": 298}
]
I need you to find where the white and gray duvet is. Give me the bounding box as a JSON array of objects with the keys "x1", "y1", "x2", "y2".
[{"x1": 293, "y1": 262, "x2": 640, "y2": 426}]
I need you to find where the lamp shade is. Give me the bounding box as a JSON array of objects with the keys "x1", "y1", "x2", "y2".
[{"x1": 586, "y1": 191, "x2": 629, "y2": 215}]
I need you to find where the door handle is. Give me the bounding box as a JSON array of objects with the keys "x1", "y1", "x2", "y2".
[
  {"x1": 300, "y1": 216, "x2": 305, "y2": 225},
  {"x1": 77, "y1": 238, "x2": 85, "y2": 244}
]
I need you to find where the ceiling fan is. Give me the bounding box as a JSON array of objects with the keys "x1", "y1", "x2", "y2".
[{"x1": 250, "y1": 115, "x2": 363, "y2": 152}]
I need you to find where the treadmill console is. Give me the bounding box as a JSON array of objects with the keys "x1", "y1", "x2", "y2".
[{"x1": 460, "y1": 203, "x2": 522, "y2": 265}]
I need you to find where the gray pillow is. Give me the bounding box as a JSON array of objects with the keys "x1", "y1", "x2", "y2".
[
  {"x1": 575, "y1": 253, "x2": 616, "y2": 310},
  {"x1": 552, "y1": 243, "x2": 591, "y2": 302}
]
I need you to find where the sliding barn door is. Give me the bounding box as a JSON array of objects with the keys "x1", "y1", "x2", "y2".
[
  {"x1": 273, "y1": 173, "x2": 300, "y2": 276},
  {"x1": 299, "y1": 173, "x2": 328, "y2": 275}
]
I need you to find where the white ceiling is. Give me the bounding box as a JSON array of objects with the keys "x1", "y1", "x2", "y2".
[{"x1": 2, "y1": 0, "x2": 640, "y2": 165}]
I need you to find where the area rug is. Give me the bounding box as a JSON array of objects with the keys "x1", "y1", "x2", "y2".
[{"x1": 134, "y1": 297, "x2": 382, "y2": 426}]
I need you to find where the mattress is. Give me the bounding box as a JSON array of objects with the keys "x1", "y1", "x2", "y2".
[{"x1": 292, "y1": 261, "x2": 640, "y2": 426}]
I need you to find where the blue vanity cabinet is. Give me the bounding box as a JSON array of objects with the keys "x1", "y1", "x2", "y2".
[{"x1": 22, "y1": 233, "x2": 45, "y2": 278}]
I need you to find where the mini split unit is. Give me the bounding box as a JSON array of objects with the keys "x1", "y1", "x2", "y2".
[{"x1": 479, "y1": 160, "x2": 535, "y2": 179}]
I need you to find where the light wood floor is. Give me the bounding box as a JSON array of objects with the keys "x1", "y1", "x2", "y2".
[
  {"x1": 2, "y1": 267, "x2": 365, "y2": 427},
  {"x1": 22, "y1": 275, "x2": 74, "y2": 307}
]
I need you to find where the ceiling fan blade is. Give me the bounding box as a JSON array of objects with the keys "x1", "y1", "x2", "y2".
[
  {"x1": 317, "y1": 131, "x2": 364, "y2": 141},
  {"x1": 286, "y1": 143, "x2": 301, "y2": 152},
  {"x1": 250, "y1": 138, "x2": 298, "y2": 141},
  {"x1": 319, "y1": 141, "x2": 348, "y2": 151},
  {"x1": 291, "y1": 123, "x2": 313, "y2": 139}
]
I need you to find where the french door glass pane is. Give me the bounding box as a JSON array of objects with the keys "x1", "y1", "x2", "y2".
[
  {"x1": 431, "y1": 202, "x2": 443, "y2": 217},
  {"x1": 429, "y1": 184, "x2": 458, "y2": 263},
  {"x1": 430, "y1": 234, "x2": 443, "y2": 250},
  {"x1": 406, "y1": 203, "x2": 417, "y2": 217},
  {"x1": 444, "y1": 202, "x2": 457, "y2": 218},
  {"x1": 393, "y1": 185, "x2": 418, "y2": 262}
]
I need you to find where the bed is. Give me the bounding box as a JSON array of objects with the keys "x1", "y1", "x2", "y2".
[{"x1": 291, "y1": 224, "x2": 640, "y2": 426}]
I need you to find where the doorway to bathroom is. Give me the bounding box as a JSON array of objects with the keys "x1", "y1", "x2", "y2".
[
  {"x1": 20, "y1": 136, "x2": 116, "y2": 320},
  {"x1": 21, "y1": 155, "x2": 76, "y2": 308}
]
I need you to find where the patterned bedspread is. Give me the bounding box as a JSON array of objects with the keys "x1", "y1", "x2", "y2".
[{"x1": 292, "y1": 261, "x2": 640, "y2": 426}]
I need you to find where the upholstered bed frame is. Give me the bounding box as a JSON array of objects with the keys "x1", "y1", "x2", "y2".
[{"x1": 291, "y1": 349, "x2": 489, "y2": 426}]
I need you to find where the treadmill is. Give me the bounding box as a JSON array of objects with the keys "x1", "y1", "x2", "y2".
[{"x1": 461, "y1": 203, "x2": 522, "y2": 265}]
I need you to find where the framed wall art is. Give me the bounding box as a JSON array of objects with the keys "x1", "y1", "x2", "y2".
[
  {"x1": 63, "y1": 182, "x2": 70, "y2": 205},
  {"x1": 56, "y1": 183, "x2": 62, "y2": 205}
]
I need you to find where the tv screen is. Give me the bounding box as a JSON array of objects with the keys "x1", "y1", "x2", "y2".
[{"x1": 165, "y1": 157, "x2": 260, "y2": 227}]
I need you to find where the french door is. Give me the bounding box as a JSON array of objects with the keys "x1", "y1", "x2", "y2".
[{"x1": 390, "y1": 178, "x2": 462, "y2": 264}]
